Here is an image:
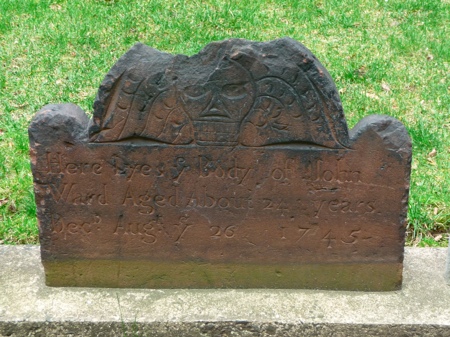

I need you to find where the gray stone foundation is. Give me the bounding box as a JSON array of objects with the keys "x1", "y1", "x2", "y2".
[{"x1": 0, "y1": 246, "x2": 449, "y2": 337}]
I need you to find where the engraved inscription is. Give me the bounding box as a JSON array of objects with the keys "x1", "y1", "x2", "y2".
[
  {"x1": 270, "y1": 159, "x2": 294, "y2": 181},
  {"x1": 210, "y1": 225, "x2": 236, "y2": 239},
  {"x1": 45, "y1": 183, "x2": 108, "y2": 205},
  {"x1": 304, "y1": 159, "x2": 361, "y2": 183},
  {"x1": 198, "y1": 156, "x2": 254, "y2": 185},
  {"x1": 113, "y1": 216, "x2": 194, "y2": 245},
  {"x1": 113, "y1": 219, "x2": 158, "y2": 244},
  {"x1": 263, "y1": 198, "x2": 289, "y2": 212},
  {"x1": 171, "y1": 157, "x2": 190, "y2": 183},
  {"x1": 322, "y1": 230, "x2": 337, "y2": 249},
  {"x1": 121, "y1": 185, "x2": 155, "y2": 215},
  {"x1": 112, "y1": 155, "x2": 164, "y2": 180},
  {"x1": 297, "y1": 223, "x2": 319, "y2": 242},
  {"x1": 45, "y1": 152, "x2": 103, "y2": 175},
  {"x1": 312, "y1": 199, "x2": 375, "y2": 218},
  {"x1": 51, "y1": 214, "x2": 102, "y2": 240}
]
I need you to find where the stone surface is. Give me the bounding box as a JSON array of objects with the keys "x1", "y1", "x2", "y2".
[
  {"x1": 0, "y1": 246, "x2": 449, "y2": 337},
  {"x1": 29, "y1": 38, "x2": 412, "y2": 290}
]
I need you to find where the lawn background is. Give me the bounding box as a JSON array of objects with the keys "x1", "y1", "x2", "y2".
[{"x1": 0, "y1": 0, "x2": 449, "y2": 245}]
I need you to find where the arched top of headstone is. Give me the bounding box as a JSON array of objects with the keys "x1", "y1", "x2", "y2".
[{"x1": 89, "y1": 38, "x2": 349, "y2": 148}]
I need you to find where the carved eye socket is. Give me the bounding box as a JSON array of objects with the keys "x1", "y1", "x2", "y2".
[
  {"x1": 184, "y1": 85, "x2": 207, "y2": 99},
  {"x1": 222, "y1": 83, "x2": 248, "y2": 99},
  {"x1": 162, "y1": 94, "x2": 176, "y2": 109},
  {"x1": 270, "y1": 106, "x2": 283, "y2": 119}
]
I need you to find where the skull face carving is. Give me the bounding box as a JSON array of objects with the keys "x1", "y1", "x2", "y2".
[
  {"x1": 179, "y1": 57, "x2": 256, "y2": 123},
  {"x1": 91, "y1": 39, "x2": 350, "y2": 148}
]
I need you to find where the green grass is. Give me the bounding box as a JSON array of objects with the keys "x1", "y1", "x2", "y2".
[{"x1": 0, "y1": 0, "x2": 449, "y2": 245}]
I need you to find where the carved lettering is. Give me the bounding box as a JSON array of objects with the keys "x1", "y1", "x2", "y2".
[
  {"x1": 171, "y1": 157, "x2": 189, "y2": 183},
  {"x1": 46, "y1": 153, "x2": 103, "y2": 175},
  {"x1": 341, "y1": 229, "x2": 361, "y2": 244},
  {"x1": 46, "y1": 183, "x2": 107, "y2": 205},
  {"x1": 182, "y1": 189, "x2": 253, "y2": 210},
  {"x1": 297, "y1": 223, "x2": 319, "y2": 242},
  {"x1": 46, "y1": 152, "x2": 63, "y2": 174},
  {"x1": 210, "y1": 226, "x2": 221, "y2": 238},
  {"x1": 70, "y1": 184, "x2": 108, "y2": 206},
  {"x1": 271, "y1": 159, "x2": 293, "y2": 181},
  {"x1": 305, "y1": 159, "x2": 362, "y2": 183},
  {"x1": 112, "y1": 155, "x2": 163, "y2": 180},
  {"x1": 262, "y1": 198, "x2": 289, "y2": 212},
  {"x1": 114, "y1": 219, "x2": 158, "y2": 244},
  {"x1": 313, "y1": 199, "x2": 376, "y2": 218},
  {"x1": 173, "y1": 216, "x2": 193, "y2": 243},
  {"x1": 121, "y1": 185, "x2": 155, "y2": 214},
  {"x1": 322, "y1": 230, "x2": 337, "y2": 249},
  {"x1": 113, "y1": 216, "x2": 194, "y2": 245},
  {"x1": 198, "y1": 156, "x2": 253, "y2": 185},
  {"x1": 210, "y1": 225, "x2": 236, "y2": 239},
  {"x1": 51, "y1": 214, "x2": 101, "y2": 240},
  {"x1": 47, "y1": 183, "x2": 75, "y2": 203}
]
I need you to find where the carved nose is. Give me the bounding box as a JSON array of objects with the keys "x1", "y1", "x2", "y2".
[
  {"x1": 210, "y1": 96, "x2": 223, "y2": 111},
  {"x1": 209, "y1": 107, "x2": 221, "y2": 115},
  {"x1": 202, "y1": 96, "x2": 231, "y2": 119}
]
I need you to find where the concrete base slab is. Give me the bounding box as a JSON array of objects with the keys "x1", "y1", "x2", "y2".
[{"x1": 0, "y1": 246, "x2": 449, "y2": 337}]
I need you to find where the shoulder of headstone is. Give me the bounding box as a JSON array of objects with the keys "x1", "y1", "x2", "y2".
[
  {"x1": 349, "y1": 114, "x2": 412, "y2": 158},
  {"x1": 28, "y1": 103, "x2": 89, "y2": 147}
]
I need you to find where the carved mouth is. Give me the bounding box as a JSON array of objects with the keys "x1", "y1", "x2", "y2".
[{"x1": 201, "y1": 108, "x2": 231, "y2": 119}]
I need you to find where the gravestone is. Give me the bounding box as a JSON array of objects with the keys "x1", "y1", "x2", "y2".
[{"x1": 29, "y1": 38, "x2": 411, "y2": 291}]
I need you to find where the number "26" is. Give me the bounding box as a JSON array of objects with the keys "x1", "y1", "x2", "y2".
[{"x1": 210, "y1": 225, "x2": 236, "y2": 238}]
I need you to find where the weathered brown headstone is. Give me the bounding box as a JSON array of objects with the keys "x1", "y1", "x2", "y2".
[{"x1": 29, "y1": 38, "x2": 411, "y2": 290}]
